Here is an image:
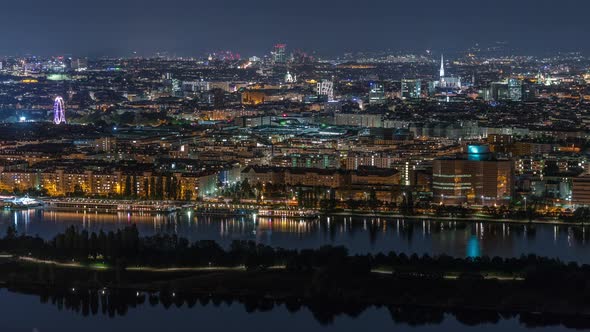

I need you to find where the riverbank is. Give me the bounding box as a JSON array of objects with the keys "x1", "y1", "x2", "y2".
[
  {"x1": 5, "y1": 196, "x2": 579, "y2": 226},
  {"x1": 0, "y1": 224, "x2": 588, "y2": 322}
]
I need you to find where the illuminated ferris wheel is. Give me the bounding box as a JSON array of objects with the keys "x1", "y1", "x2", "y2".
[{"x1": 53, "y1": 96, "x2": 66, "y2": 124}]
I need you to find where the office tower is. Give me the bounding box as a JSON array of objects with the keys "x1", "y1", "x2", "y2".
[
  {"x1": 433, "y1": 145, "x2": 514, "y2": 206},
  {"x1": 401, "y1": 79, "x2": 422, "y2": 99},
  {"x1": 317, "y1": 79, "x2": 334, "y2": 101},
  {"x1": 573, "y1": 175, "x2": 590, "y2": 206},
  {"x1": 66, "y1": 57, "x2": 88, "y2": 71},
  {"x1": 272, "y1": 44, "x2": 287, "y2": 64},
  {"x1": 508, "y1": 78, "x2": 523, "y2": 101},
  {"x1": 486, "y1": 82, "x2": 509, "y2": 101},
  {"x1": 369, "y1": 82, "x2": 386, "y2": 105},
  {"x1": 183, "y1": 80, "x2": 210, "y2": 93}
]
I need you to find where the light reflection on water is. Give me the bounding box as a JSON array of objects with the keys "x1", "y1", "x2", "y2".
[
  {"x1": 2, "y1": 209, "x2": 590, "y2": 263},
  {"x1": 0, "y1": 289, "x2": 577, "y2": 332}
]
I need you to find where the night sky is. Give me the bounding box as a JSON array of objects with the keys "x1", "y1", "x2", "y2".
[{"x1": 0, "y1": 0, "x2": 587, "y2": 57}]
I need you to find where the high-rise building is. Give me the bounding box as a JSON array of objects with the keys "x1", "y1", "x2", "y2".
[
  {"x1": 483, "y1": 80, "x2": 527, "y2": 101},
  {"x1": 272, "y1": 44, "x2": 287, "y2": 64},
  {"x1": 573, "y1": 175, "x2": 590, "y2": 206},
  {"x1": 182, "y1": 80, "x2": 210, "y2": 93},
  {"x1": 521, "y1": 83, "x2": 538, "y2": 101},
  {"x1": 401, "y1": 79, "x2": 422, "y2": 99},
  {"x1": 508, "y1": 78, "x2": 523, "y2": 101},
  {"x1": 483, "y1": 82, "x2": 509, "y2": 101},
  {"x1": 172, "y1": 79, "x2": 182, "y2": 97},
  {"x1": 433, "y1": 145, "x2": 514, "y2": 206},
  {"x1": 66, "y1": 57, "x2": 88, "y2": 71},
  {"x1": 317, "y1": 79, "x2": 334, "y2": 101},
  {"x1": 369, "y1": 82, "x2": 386, "y2": 104}
]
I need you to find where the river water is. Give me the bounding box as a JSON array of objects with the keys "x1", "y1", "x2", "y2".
[
  {"x1": 0, "y1": 289, "x2": 581, "y2": 332},
  {"x1": 2, "y1": 208, "x2": 590, "y2": 331},
  {"x1": 2, "y1": 209, "x2": 590, "y2": 263}
]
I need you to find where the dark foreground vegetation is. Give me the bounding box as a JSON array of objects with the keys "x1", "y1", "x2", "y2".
[{"x1": 0, "y1": 225, "x2": 590, "y2": 327}]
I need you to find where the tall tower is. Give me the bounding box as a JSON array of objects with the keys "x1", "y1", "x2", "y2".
[
  {"x1": 439, "y1": 54, "x2": 445, "y2": 78},
  {"x1": 272, "y1": 44, "x2": 287, "y2": 64},
  {"x1": 53, "y1": 97, "x2": 66, "y2": 125}
]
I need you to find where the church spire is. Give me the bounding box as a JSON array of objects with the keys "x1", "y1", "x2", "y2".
[{"x1": 439, "y1": 54, "x2": 445, "y2": 78}]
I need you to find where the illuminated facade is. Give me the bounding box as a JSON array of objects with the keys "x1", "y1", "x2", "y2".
[
  {"x1": 241, "y1": 166, "x2": 400, "y2": 189},
  {"x1": 401, "y1": 79, "x2": 422, "y2": 99},
  {"x1": 272, "y1": 44, "x2": 287, "y2": 64},
  {"x1": 508, "y1": 78, "x2": 523, "y2": 101},
  {"x1": 284, "y1": 71, "x2": 297, "y2": 83},
  {"x1": 317, "y1": 80, "x2": 334, "y2": 101},
  {"x1": 0, "y1": 169, "x2": 218, "y2": 200},
  {"x1": 573, "y1": 175, "x2": 590, "y2": 206},
  {"x1": 431, "y1": 54, "x2": 462, "y2": 91},
  {"x1": 432, "y1": 145, "x2": 514, "y2": 206},
  {"x1": 369, "y1": 82, "x2": 386, "y2": 104},
  {"x1": 241, "y1": 91, "x2": 266, "y2": 105}
]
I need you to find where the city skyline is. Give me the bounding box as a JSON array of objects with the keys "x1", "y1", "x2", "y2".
[
  {"x1": 2, "y1": 2, "x2": 590, "y2": 331},
  {"x1": 1, "y1": 0, "x2": 588, "y2": 57}
]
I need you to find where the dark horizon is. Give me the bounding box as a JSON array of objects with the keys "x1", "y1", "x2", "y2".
[{"x1": 0, "y1": 0, "x2": 588, "y2": 57}]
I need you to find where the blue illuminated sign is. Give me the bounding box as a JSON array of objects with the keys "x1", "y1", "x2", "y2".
[{"x1": 467, "y1": 145, "x2": 489, "y2": 154}]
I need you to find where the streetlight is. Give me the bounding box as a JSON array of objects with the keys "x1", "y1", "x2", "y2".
[
  {"x1": 524, "y1": 197, "x2": 527, "y2": 211},
  {"x1": 441, "y1": 194, "x2": 444, "y2": 205}
]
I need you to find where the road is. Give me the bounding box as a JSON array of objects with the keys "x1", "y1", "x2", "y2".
[
  {"x1": 16, "y1": 256, "x2": 525, "y2": 281},
  {"x1": 371, "y1": 268, "x2": 524, "y2": 281}
]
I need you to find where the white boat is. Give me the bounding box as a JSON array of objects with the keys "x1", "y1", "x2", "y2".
[{"x1": 3, "y1": 196, "x2": 43, "y2": 209}]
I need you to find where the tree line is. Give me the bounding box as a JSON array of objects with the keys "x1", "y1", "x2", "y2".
[{"x1": 1, "y1": 225, "x2": 590, "y2": 282}]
